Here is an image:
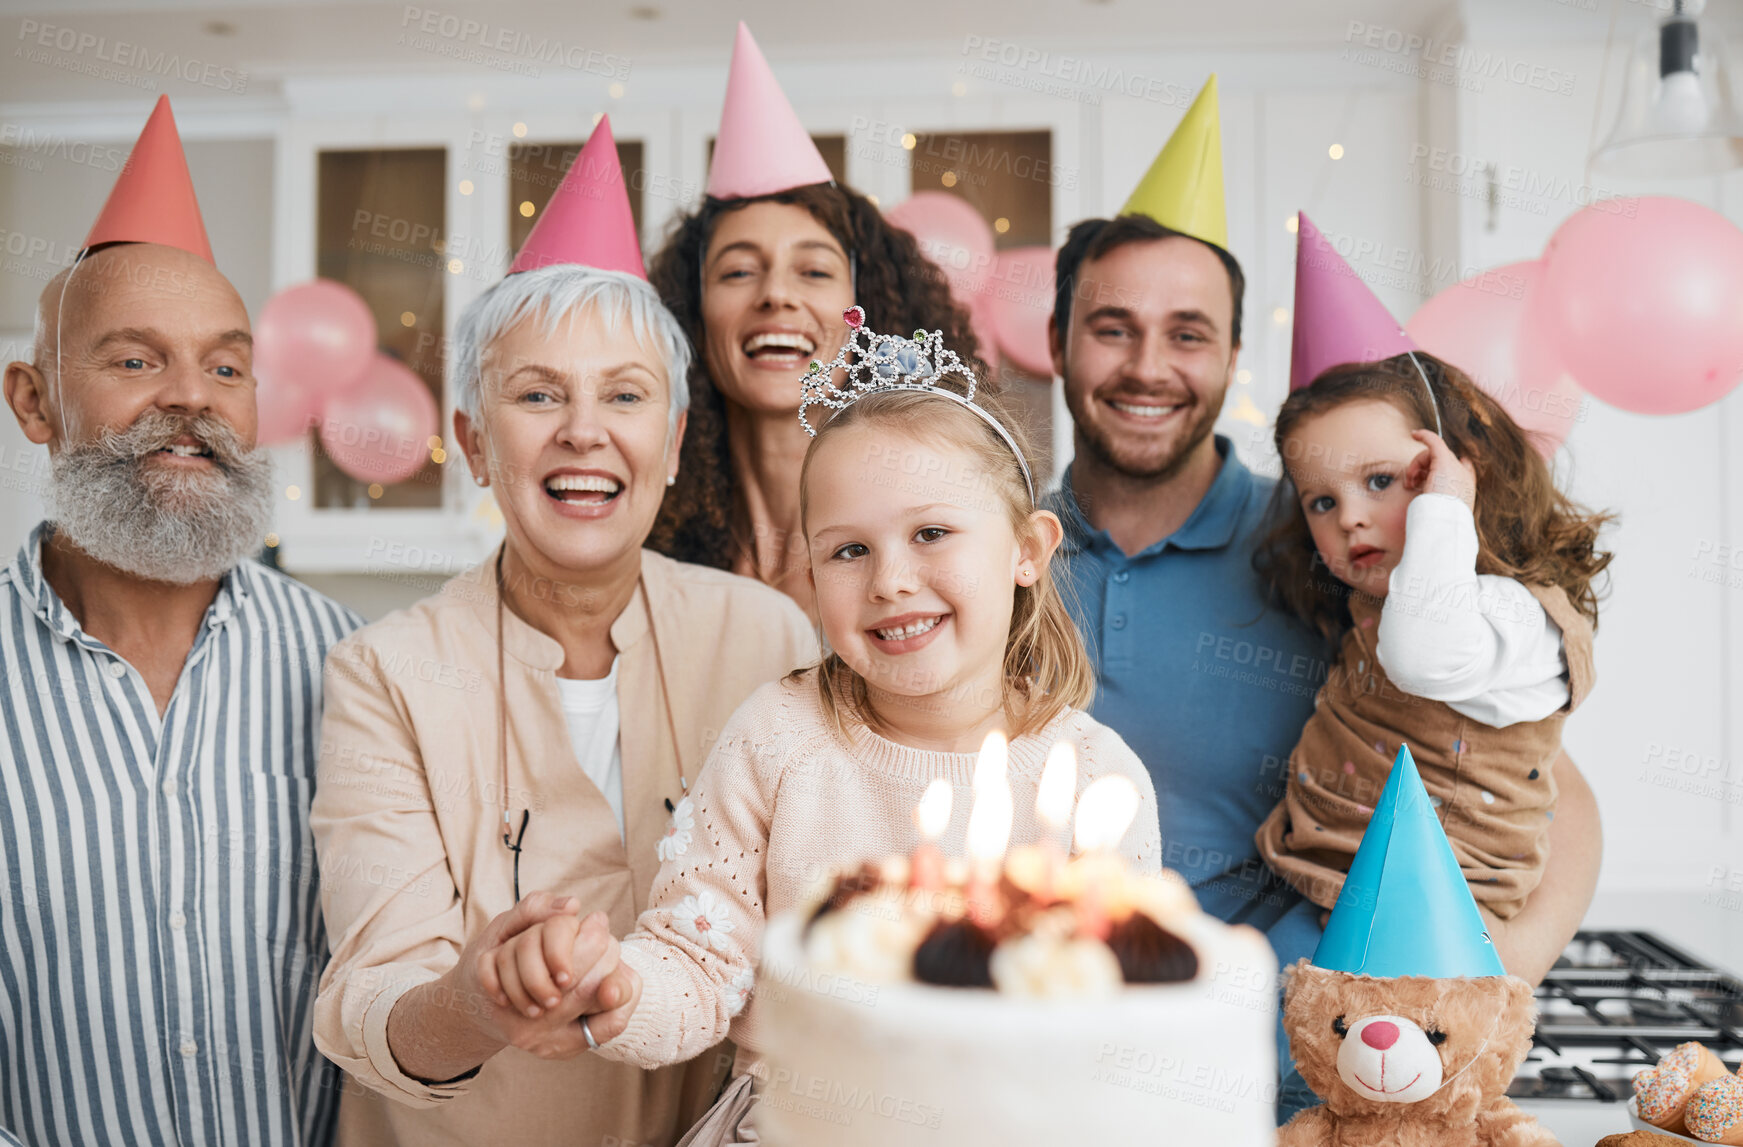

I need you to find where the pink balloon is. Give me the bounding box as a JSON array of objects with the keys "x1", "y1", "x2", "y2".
[
  {"x1": 256, "y1": 280, "x2": 377, "y2": 401},
  {"x1": 254, "y1": 366, "x2": 319, "y2": 446},
  {"x1": 319, "y1": 353, "x2": 438, "y2": 485},
  {"x1": 1539, "y1": 196, "x2": 1743, "y2": 415},
  {"x1": 1405, "y1": 261, "x2": 1584, "y2": 455},
  {"x1": 885, "y1": 191, "x2": 996, "y2": 303},
  {"x1": 983, "y1": 246, "x2": 1056, "y2": 376},
  {"x1": 1515, "y1": 285, "x2": 1583, "y2": 446}
]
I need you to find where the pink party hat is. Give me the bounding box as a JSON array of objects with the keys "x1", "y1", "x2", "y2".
[
  {"x1": 1290, "y1": 212, "x2": 1417, "y2": 391},
  {"x1": 84, "y1": 95, "x2": 214, "y2": 264},
  {"x1": 509, "y1": 115, "x2": 645, "y2": 277},
  {"x1": 706, "y1": 22, "x2": 833, "y2": 199}
]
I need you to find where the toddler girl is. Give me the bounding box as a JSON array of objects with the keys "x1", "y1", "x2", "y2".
[{"x1": 1255, "y1": 352, "x2": 1610, "y2": 928}]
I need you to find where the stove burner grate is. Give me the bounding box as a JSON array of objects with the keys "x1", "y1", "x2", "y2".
[{"x1": 1508, "y1": 931, "x2": 1743, "y2": 1103}]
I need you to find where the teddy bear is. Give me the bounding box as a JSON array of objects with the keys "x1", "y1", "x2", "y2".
[
  {"x1": 1273, "y1": 745, "x2": 1559, "y2": 1147},
  {"x1": 1279, "y1": 960, "x2": 1556, "y2": 1147}
]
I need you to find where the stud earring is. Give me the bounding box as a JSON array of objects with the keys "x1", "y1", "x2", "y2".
[
  {"x1": 474, "y1": 474, "x2": 487, "y2": 487},
  {"x1": 666, "y1": 475, "x2": 676, "y2": 487},
  {"x1": 1020, "y1": 566, "x2": 1034, "y2": 583}
]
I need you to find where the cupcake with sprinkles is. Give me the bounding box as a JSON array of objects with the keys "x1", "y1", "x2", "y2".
[
  {"x1": 1686, "y1": 1074, "x2": 1743, "y2": 1144},
  {"x1": 1633, "y1": 1041, "x2": 1735, "y2": 1136}
]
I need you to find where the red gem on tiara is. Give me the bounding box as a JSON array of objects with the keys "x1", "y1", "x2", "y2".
[{"x1": 843, "y1": 305, "x2": 865, "y2": 329}]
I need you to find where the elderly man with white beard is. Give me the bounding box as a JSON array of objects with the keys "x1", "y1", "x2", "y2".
[{"x1": 0, "y1": 97, "x2": 360, "y2": 1147}]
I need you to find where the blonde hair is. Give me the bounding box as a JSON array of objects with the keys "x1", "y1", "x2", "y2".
[{"x1": 792, "y1": 387, "x2": 1094, "y2": 739}]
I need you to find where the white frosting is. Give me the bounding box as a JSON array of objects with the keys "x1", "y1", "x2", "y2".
[
  {"x1": 804, "y1": 889, "x2": 932, "y2": 986},
  {"x1": 755, "y1": 912, "x2": 1280, "y2": 1146},
  {"x1": 988, "y1": 930, "x2": 1123, "y2": 999}
]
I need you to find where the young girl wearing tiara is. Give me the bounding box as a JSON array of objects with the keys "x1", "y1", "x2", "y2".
[
  {"x1": 1254, "y1": 351, "x2": 1611, "y2": 934},
  {"x1": 478, "y1": 310, "x2": 1159, "y2": 1137}
]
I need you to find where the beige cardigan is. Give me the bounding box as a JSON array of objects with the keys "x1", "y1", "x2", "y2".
[{"x1": 311, "y1": 549, "x2": 818, "y2": 1147}]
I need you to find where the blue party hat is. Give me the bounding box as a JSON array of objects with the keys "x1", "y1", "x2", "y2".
[{"x1": 1312, "y1": 744, "x2": 1507, "y2": 979}]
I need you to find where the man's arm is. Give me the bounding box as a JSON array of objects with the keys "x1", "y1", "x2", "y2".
[{"x1": 1485, "y1": 749, "x2": 1601, "y2": 984}]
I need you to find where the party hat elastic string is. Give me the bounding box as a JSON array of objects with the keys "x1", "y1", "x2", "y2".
[{"x1": 1405, "y1": 350, "x2": 1445, "y2": 438}]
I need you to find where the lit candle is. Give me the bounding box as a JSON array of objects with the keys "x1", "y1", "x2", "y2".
[
  {"x1": 1073, "y1": 774, "x2": 1139, "y2": 855},
  {"x1": 964, "y1": 730, "x2": 1013, "y2": 925},
  {"x1": 1036, "y1": 741, "x2": 1077, "y2": 847},
  {"x1": 1007, "y1": 741, "x2": 1077, "y2": 899},
  {"x1": 1067, "y1": 775, "x2": 1140, "y2": 940},
  {"x1": 910, "y1": 778, "x2": 952, "y2": 893}
]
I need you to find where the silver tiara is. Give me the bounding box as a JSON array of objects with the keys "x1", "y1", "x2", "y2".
[{"x1": 798, "y1": 306, "x2": 1035, "y2": 502}]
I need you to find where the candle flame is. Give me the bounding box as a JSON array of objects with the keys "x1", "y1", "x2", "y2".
[
  {"x1": 1036, "y1": 741, "x2": 1077, "y2": 831},
  {"x1": 966, "y1": 731, "x2": 1013, "y2": 865},
  {"x1": 972, "y1": 729, "x2": 1008, "y2": 790},
  {"x1": 915, "y1": 778, "x2": 952, "y2": 840},
  {"x1": 966, "y1": 784, "x2": 1013, "y2": 865},
  {"x1": 1074, "y1": 775, "x2": 1139, "y2": 854}
]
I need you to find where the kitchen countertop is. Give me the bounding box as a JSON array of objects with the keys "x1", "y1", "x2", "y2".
[{"x1": 1514, "y1": 1097, "x2": 1645, "y2": 1144}]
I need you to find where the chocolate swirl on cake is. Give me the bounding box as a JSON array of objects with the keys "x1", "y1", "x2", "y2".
[
  {"x1": 805, "y1": 863, "x2": 885, "y2": 931},
  {"x1": 1106, "y1": 911, "x2": 1199, "y2": 983},
  {"x1": 913, "y1": 918, "x2": 1000, "y2": 988}
]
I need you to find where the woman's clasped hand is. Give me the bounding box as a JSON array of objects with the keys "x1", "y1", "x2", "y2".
[{"x1": 446, "y1": 891, "x2": 644, "y2": 1060}]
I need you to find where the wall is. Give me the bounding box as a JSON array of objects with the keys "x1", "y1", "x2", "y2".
[{"x1": 1443, "y1": 22, "x2": 1742, "y2": 962}]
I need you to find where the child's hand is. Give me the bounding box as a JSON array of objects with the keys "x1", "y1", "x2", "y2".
[
  {"x1": 478, "y1": 909, "x2": 618, "y2": 1019},
  {"x1": 577, "y1": 960, "x2": 643, "y2": 1046},
  {"x1": 1405, "y1": 429, "x2": 1477, "y2": 509}
]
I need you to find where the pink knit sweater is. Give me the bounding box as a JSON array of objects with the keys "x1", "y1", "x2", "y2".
[{"x1": 596, "y1": 670, "x2": 1162, "y2": 1071}]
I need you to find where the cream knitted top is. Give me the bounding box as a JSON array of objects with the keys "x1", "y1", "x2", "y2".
[{"x1": 597, "y1": 669, "x2": 1162, "y2": 1072}]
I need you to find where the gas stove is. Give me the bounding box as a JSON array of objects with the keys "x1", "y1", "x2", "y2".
[{"x1": 1511, "y1": 930, "x2": 1743, "y2": 1106}]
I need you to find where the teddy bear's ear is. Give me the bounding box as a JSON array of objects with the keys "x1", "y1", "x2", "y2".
[
  {"x1": 1415, "y1": 973, "x2": 1542, "y2": 1110},
  {"x1": 1493, "y1": 975, "x2": 1541, "y2": 1068},
  {"x1": 1445, "y1": 974, "x2": 1540, "y2": 1059},
  {"x1": 1280, "y1": 963, "x2": 1365, "y2": 1112},
  {"x1": 1281, "y1": 958, "x2": 1315, "y2": 1009}
]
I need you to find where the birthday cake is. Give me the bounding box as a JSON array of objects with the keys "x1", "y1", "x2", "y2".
[{"x1": 752, "y1": 852, "x2": 1280, "y2": 1146}]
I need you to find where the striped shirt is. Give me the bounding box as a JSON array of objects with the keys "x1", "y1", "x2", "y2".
[{"x1": 1, "y1": 524, "x2": 363, "y2": 1147}]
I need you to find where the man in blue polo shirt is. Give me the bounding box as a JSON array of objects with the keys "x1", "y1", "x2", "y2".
[
  {"x1": 1042, "y1": 81, "x2": 1335, "y2": 969},
  {"x1": 1043, "y1": 181, "x2": 1603, "y2": 1122},
  {"x1": 1043, "y1": 211, "x2": 1330, "y2": 994}
]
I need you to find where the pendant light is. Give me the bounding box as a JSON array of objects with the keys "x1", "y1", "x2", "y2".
[{"x1": 1591, "y1": 0, "x2": 1743, "y2": 178}]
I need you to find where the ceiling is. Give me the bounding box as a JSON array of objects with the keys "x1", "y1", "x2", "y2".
[{"x1": 0, "y1": 0, "x2": 1723, "y2": 106}]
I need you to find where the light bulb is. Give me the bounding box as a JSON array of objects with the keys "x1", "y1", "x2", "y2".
[{"x1": 1654, "y1": 70, "x2": 1711, "y2": 134}]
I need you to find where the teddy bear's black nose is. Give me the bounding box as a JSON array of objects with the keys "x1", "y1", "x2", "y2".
[{"x1": 1361, "y1": 1020, "x2": 1400, "y2": 1050}]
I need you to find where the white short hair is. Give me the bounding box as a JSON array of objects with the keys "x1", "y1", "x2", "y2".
[{"x1": 453, "y1": 265, "x2": 691, "y2": 433}]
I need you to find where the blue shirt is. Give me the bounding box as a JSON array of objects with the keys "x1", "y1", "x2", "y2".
[{"x1": 1046, "y1": 438, "x2": 1332, "y2": 942}]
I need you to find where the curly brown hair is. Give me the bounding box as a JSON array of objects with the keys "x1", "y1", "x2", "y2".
[
  {"x1": 1254, "y1": 352, "x2": 1613, "y2": 642},
  {"x1": 644, "y1": 183, "x2": 986, "y2": 570}
]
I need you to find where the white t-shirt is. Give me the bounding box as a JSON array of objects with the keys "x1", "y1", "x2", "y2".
[{"x1": 555, "y1": 657, "x2": 625, "y2": 843}]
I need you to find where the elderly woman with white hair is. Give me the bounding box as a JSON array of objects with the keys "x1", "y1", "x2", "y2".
[{"x1": 311, "y1": 264, "x2": 816, "y2": 1147}]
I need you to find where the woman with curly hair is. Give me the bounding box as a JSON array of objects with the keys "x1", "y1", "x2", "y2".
[{"x1": 643, "y1": 27, "x2": 981, "y2": 615}]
